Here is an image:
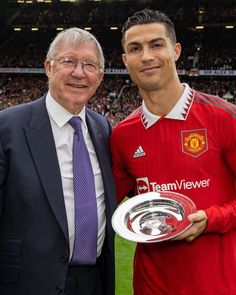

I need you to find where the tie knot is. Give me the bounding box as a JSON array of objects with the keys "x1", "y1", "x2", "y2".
[{"x1": 68, "y1": 117, "x2": 82, "y2": 133}]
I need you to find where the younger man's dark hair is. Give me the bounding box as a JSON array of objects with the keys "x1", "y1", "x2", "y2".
[{"x1": 121, "y1": 9, "x2": 176, "y2": 49}]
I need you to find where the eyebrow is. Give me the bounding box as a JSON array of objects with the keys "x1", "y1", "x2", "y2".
[{"x1": 127, "y1": 37, "x2": 166, "y2": 47}]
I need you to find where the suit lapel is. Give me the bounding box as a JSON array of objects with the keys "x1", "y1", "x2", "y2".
[
  {"x1": 86, "y1": 111, "x2": 115, "y2": 215},
  {"x1": 24, "y1": 97, "x2": 69, "y2": 243},
  {"x1": 86, "y1": 111, "x2": 108, "y2": 177}
]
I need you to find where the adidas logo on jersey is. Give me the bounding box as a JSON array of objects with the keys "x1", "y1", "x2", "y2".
[{"x1": 133, "y1": 146, "x2": 146, "y2": 158}]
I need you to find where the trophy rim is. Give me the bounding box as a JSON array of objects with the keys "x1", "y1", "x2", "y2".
[{"x1": 112, "y1": 191, "x2": 197, "y2": 243}]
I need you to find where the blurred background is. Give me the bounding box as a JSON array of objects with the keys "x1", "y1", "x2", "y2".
[{"x1": 0, "y1": 0, "x2": 235, "y2": 127}]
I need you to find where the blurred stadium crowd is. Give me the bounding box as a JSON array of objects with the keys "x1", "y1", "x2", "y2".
[{"x1": 0, "y1": 0, "x2": 235, "y2": 126}]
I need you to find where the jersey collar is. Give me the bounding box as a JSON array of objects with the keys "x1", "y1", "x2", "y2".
[{"x1": 141, "y1": 83, "x2": 195, "y2": 129}]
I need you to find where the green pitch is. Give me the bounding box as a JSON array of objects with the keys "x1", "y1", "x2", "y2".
[{"x1": 115, "y1": 235, "x2": 136, "y2": 295}]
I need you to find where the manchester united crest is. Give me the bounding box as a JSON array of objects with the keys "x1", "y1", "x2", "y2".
[{"x1": 181, "y1": 129, "x2": 208, "y2": 157}]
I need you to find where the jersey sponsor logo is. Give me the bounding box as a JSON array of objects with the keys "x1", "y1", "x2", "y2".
[
  {"x1": 136, "y1": 177, "x2": 150, "y2": 194},
  {"x1": 133, "y1": 145, "x2": 146, "y2": 158},
  {"x1": 181, "y1": 128, "x2": 208, "y2": 157},
  {"x1": 136, "y1": 177, "x2": 210, "y2": 194}
]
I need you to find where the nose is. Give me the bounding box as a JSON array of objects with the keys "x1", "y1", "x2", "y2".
[
  {"x1": 142, "y1": 47, "x2": 154, "y2": 62},
  {"x1": 71, "y1": 62, "x2": 86, "y2": 77}
]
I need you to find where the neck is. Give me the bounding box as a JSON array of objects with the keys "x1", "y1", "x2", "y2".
[{"x1": 140, "y1": 82, "x2": 184, "y2": 116}]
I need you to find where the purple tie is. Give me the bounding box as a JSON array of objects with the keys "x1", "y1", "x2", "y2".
[{"x1": 68, "y1": 116, "x2": 98, "y2": 265}]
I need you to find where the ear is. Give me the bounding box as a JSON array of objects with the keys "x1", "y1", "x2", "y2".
[
  {"x1": 174, "y1": 43, "x2": 182, "y2": 62},
  {"x1": 122, "y1": 53, "x2": 128, "y2": 68},
  {"x1": 98, "y1": 71, "x2": 104, "y2": 84},
  {"x1": 44, "y1": 59, "x2": 52, "y2": 78}
]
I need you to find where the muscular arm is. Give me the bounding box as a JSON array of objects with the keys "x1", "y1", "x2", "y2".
[
  {"x1": 110, "y1": 130, "x2": 135, "y2": 203},
  {"x1": 175, "y1": 105, "x2": 236, "y2": 242},
  {"x1": 203, "y1": 107, "x2": 236, "y2": 234}
]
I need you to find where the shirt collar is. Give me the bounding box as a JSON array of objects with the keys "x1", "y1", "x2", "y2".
[
  {"x1": 141, "y1": 83, "x2": 195, "y2": 129},
  {"x1": 46, "y1": 92, "x2": 87, "y2": 129}
]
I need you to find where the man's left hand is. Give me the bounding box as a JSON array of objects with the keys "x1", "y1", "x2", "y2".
[{"x1": 172, "y1": 210, "x2": 207, "y2": 242}]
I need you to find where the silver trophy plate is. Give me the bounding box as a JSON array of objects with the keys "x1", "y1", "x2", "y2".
[{"x1": 112, "y1": 191, "x2": 197, "y2": 243}]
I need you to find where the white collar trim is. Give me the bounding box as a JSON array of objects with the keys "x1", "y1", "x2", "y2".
[{"x1": 141, "y1": 83, "x2": 195, "y2": 129}]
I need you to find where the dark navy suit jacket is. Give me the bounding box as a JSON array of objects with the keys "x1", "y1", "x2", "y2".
[{"x1": 0, "y1": 95, "x2": 117, "y2": 295}]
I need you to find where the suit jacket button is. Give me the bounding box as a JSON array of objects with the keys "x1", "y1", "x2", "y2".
[
  {"x1": 55, "y1": 286, "x2": 63, "y2": 294},
  {"x1": 61, "y1": 255, "x2": 69, "y2": 263}
]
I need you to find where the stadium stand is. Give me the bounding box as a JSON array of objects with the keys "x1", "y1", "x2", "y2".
[{"x1": 0, "y1": 0, "x2": 235, "y2": 125}]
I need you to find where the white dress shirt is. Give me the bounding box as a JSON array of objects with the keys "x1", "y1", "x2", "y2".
[{"x1": 46, "y1": 92, "x2": 106, "y2": 259}]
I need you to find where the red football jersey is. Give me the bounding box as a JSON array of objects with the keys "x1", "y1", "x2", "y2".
[{"x1": 110, "y1": 84, "x2": 236, "y2": 295}]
